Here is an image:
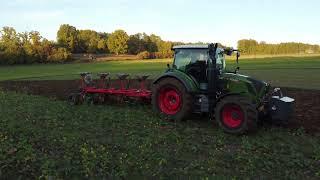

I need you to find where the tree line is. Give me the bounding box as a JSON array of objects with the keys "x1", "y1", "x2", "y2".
[
  {"x1": 0, "y1": 24, "x2": 176, "y2": 65},
  {"x1": 1, "y1": 25, "x2": 320, "y2": 65},
  {"x1": 238, "y1": 39, "x2": 320, "y2": 55},
  {"x1": 56, "y1": 24, "x2": 174, "y2": 59},
  {"x1": 0, "y1": 27, "x2": 71, "y2": 65}
]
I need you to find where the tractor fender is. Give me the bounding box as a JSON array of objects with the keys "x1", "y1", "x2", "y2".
[
  {"x1": 152, "y1": 72, "x2": 198, "y2": 93},
  {"x1": 216, "y1": 92, "x2": 256, "y2": 105},
  {"x1": 216, "y1": 92, "x2": 243, "y2": 103}
]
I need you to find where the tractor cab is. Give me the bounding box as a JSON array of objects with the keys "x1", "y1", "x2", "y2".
[{"x1": 172, "y1": 45, "x2": 226, "y2": 85}]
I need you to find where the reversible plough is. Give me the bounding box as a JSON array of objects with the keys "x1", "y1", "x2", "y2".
[{"x1": 68, "y1": 72, "x2": 151, "y2": 105}]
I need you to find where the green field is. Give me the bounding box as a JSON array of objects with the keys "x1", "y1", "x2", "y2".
[
  {"x1": 1, "y1": 55, "x2": 320, "y2": 178},
  {"x1": 0, "y1": 91, "x2": 319, "y2": 178},
  {"x1": 1, "y1": 56, "x2": 320, "y2": 89}
]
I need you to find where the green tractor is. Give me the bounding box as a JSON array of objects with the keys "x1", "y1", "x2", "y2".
[{"x1": 152, "y1": 43, "x2": 294, "y2": 134}]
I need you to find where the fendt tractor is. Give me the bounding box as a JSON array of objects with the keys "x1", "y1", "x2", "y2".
[{"x1": 69, "y1": 43, "x2": 294, "y2": 134}]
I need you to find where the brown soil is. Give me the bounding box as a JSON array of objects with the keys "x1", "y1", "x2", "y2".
[
  {"x1": 0, "y1": 79, "x2": 154, "y2": 100},
  {"x1": 281, "y1": 88, "x2": 320, "y2": 133},
  {"x1": 0, "y1": 80, "x2": 319, "y2": 134}
]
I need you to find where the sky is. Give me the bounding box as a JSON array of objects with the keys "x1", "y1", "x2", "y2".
[{"x1": 0, "y1": 0, "x2": 319, "y2": 47}]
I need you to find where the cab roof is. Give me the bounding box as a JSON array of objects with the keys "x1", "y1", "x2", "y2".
[{"x1": 172, "y1": 44, "x2": 210, "y2": 50}]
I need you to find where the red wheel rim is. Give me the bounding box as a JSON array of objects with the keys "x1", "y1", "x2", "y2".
[
  {"x1": 158, "y1": 87, "x2": 182, "y2": 115},
  {"x1": 221, "y1": 104, "x2": 244, "y2": 128}
]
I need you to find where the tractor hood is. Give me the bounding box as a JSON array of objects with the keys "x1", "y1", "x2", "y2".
[{"x1": 220, "y1": 73, "x2": 270, "y2": 100}]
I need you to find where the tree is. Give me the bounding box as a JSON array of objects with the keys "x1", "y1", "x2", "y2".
[
  {"x1": 237, "y1": 39, "x2": 258, "y2": 54},
  {"x1": 97, "y1": 32, "x2": 110, "y2": 53},
  {"x1": 128, "y1": 33, "x2": 146, "y2": 54},
  {"x1": 78, "y1": 30, "x2": 99, "y2": 53},
  {"x1": 238, "y1": 39, "x2": 320, "y2": 55},
  {"x1": 0, "y1": 26, "x2": 72, "y2": 65},
  {"x1": 142, "y1": 33, "x2": 157, "y2": 52},
  {"x1": 76, "y1": 30, "x2": 109, "y2": 53},
  {"x1": 22, "y1": 32, "x2": 37, "y2": 63},
  {"x1": 107, "y1": 30, "x2": 129, "y2": 55},
  {"x1": 47, "y1": 47, "x2": 71, "y2": 62},
  {"x1": 0, "y1": 27, "x2": 25, "y2": 64},
  {"x1": 28, "y1": 31, "x2": 44, "y2": 62},
  {"x1": 97, "y1": 39, "x2": 108, "y2": 52},
  {"x1": 157, "y1": 41, "x2": 173, "y2": 58},
  {"x1": 57, "y1": 24, "x2": 79, "y2": 52},
  {"x1": 40, "y1": 39, "x2": 55, "y2": 61}
]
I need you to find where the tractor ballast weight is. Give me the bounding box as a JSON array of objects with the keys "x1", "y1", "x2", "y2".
[{"x1": 152, "y1": 43, "x2": 294, "y2": 134}]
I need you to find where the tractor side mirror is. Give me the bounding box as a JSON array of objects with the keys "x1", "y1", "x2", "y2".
[
  {"x1": 237, "y1": 51, "x2": 240, "y2": 57},
  {"x1": 235, "y1": 51, "x2": 240, "y2": 73},
  {"x1": 236, "y1": 52, "x2": 240, "y2": 63},
  {"x1": 226, "y1": 48, "x2": 233, "y2": 56}
]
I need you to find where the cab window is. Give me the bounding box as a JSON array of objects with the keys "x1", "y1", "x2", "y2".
[{"x1": 173, "y1": 49, "x2": 208, "y2": 71}]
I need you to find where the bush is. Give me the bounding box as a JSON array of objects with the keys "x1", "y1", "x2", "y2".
[
  {"x1": 0, "y1": 51, "x2": 5, "y2": 64},
  {"x1": 0, "y1": 48, "x2": 25, "y2": 65},
  {"x1": 149, "y1": 51, "x2": 174, "y2": 59},
  {"x1": 137, "y1": 51, "x2": 150, "y2": 59},
  {"x1": 47, "y1": 48, "x2": 71, "y2": 62},
  {"x1": 137, "y1": 51, "x2": 174, "y2": 60}
]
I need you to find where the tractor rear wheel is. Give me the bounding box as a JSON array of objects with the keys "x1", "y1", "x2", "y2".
[
  {"x1": 152, "y1": 78, "x2": 193, "y2": 121},
  {"x1": 215, "y1": 95, "x2": 258, "y2": 134}
]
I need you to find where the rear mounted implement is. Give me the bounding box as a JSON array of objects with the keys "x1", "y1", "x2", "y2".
[{"x1": 68, "y1": 72, "x2": 151, "y2": 105}]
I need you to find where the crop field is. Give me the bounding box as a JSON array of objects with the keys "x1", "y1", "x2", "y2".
[
  {"x1": 0, "y1": 55, "x2": 320, "y2": 178},
  {"x1": 0, "y1": 56, "x2": 320, "y2": 89},
  {"x1": 0, "y1": 91, "x2": 319, "y2": 178}
]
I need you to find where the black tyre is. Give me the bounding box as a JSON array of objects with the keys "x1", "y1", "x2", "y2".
[
  {"x1": 215, "y1": 95, "x2": 258, "y2": 134},
  {"x1": 152, "y1": 77, "x2": 193, "y2": 121}
]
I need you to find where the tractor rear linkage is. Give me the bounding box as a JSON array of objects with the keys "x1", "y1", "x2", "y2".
[{"x1": 68, "y1": 72, "x2": 152, "y2": 105}]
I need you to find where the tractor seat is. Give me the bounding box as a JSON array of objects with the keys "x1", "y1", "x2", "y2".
[
  {"x1": 185, "y1": 60, "x2": 207, "y2": 83},
  {"x1": 116, "y1": 73, "x2": 130, "y2": 80},
  {"x1": 136, "y1": 75, "x2": 149, "y2": 81},
  {"x1": 98, "y1": 73, "x2": 110, "y2": 78}
]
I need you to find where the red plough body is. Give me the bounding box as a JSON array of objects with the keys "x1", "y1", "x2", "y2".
[
  {"x1": 84, "y1": 87, "x2": 151, "y2": 99},
  {"x1": 69, "y1": 73, "x2": 152, "y2": 105}
]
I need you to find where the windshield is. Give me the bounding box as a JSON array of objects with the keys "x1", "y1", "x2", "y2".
[
  {"x1": 173, "y1": 49, "x2": 208, "y2": 71},
  {"x1": 173, "y1": 48, "x2": 226, "y2": 72}
]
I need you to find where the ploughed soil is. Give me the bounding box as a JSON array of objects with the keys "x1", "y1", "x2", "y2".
[{"x1": 0, "y1": 80, "x2": 319, "y2": 134}]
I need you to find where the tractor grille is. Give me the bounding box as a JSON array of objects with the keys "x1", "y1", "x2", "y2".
[{"x1": 247, "y1": 77, "x2": 265, "y2": 94}]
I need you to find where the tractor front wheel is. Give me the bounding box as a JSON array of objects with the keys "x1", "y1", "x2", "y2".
[
  {"x1": 215, "y1": 95, "x2": 258, "y2": 134},
  {"x1": 152, "y1": 78, "x2": 193, "y2": 121}
]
